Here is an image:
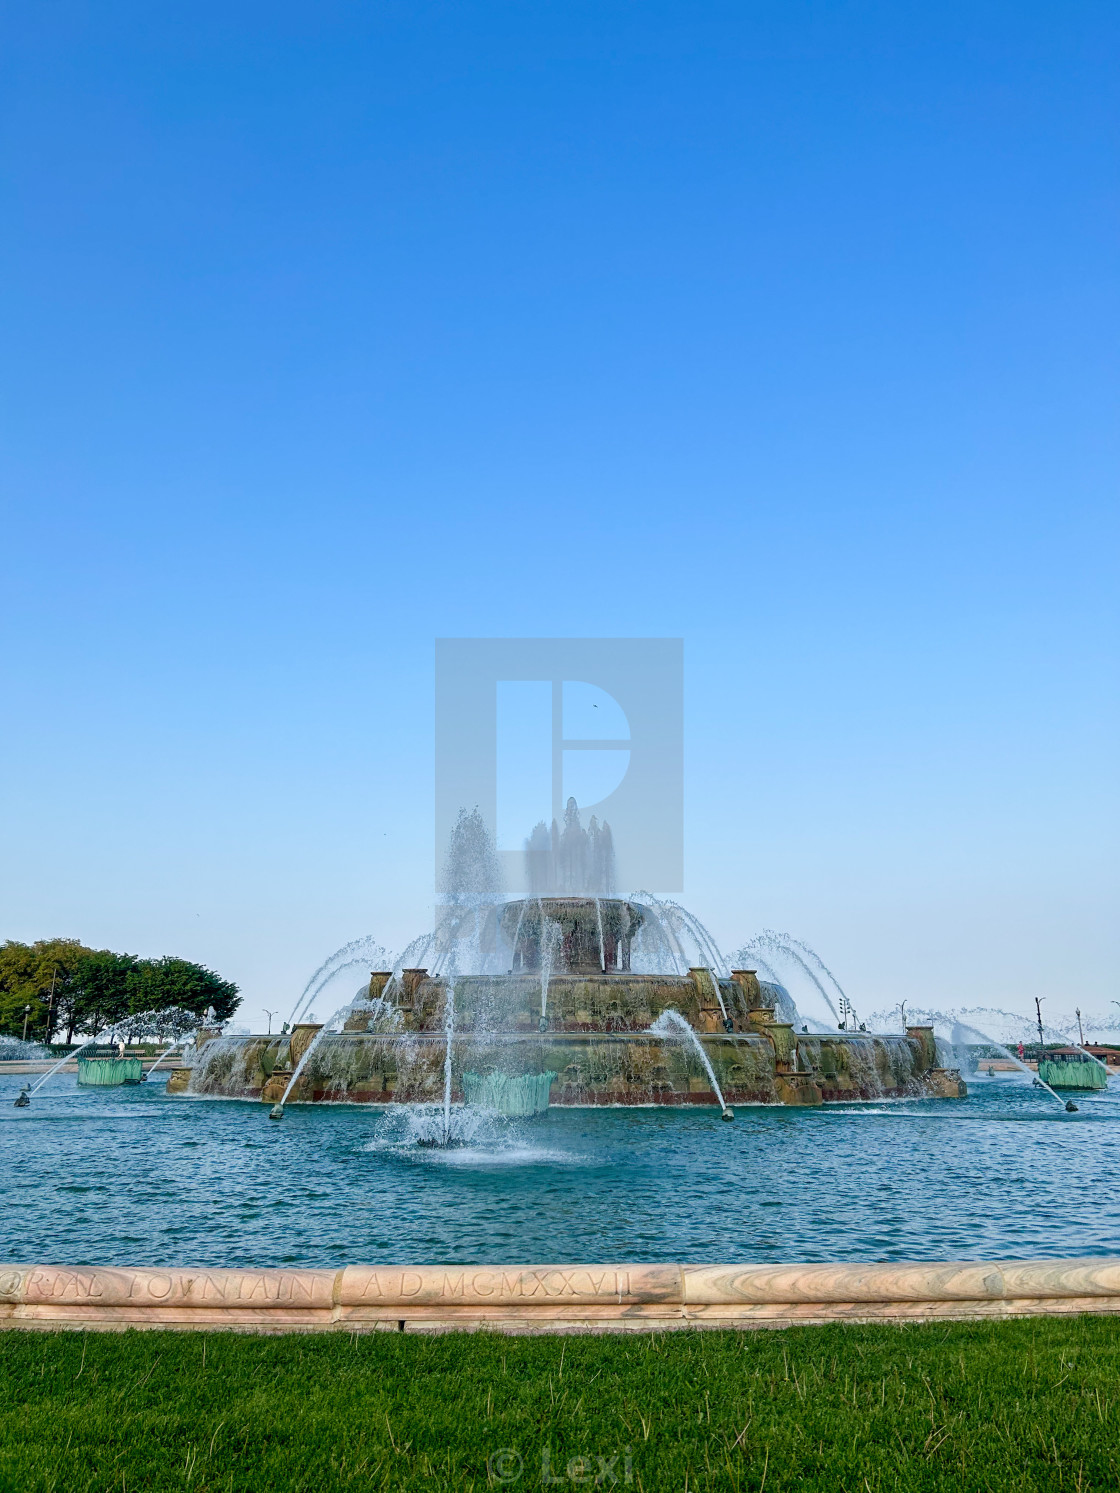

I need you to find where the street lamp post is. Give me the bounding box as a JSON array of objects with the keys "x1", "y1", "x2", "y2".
[
  {"x1": 21, "y1": 1005, "x2": 31, "y2": 1042},
  {"x1": 263, "y1": 1010, "x2": 275, "y2": 1035},
  {"x1": 1034, "y1": 996, "x2": 1046, "y2": 1049},
  {"x1": 46, "y1": 966, "x2": 58, "y2": 1044}
]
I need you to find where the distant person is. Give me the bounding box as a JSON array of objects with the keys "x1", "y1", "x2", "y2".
[
  {"x1": 1018, "y1": 1042, "x2": 1025, "y2": 1060},
  {"x1": 116, "y1": 1039, "x2": 126, "y2": 1060}
]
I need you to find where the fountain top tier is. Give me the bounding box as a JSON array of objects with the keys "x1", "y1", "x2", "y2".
[{"x1": 500, "y1": 897, "x2": 644, "y2": 975}]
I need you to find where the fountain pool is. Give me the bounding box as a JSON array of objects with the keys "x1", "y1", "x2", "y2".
[{"x1": 2, "y1": 1063, "x2": 1115, "y2": 1271}]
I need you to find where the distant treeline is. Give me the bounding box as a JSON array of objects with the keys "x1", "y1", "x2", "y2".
[{"x1": 0, "y1": 938, "x2": 240, "y2": 1043}]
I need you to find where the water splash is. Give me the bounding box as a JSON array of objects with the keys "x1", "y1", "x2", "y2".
[
  {"x1": 0, "y1": 1036, "x2": 47, "y2": 1061},
  {"x1": 271, "y1": 1002, "x2": 356, "y2": 1116},
  {"x1": 385, "y1": 1103, "x2": 491, "y2": 1149},
  {"x1": 286, "y1": 936, "x2": 393, "y2": 1029},
  {"x1": 441, "y1": 973, "x2": 456, "y2": 1143},
  {"x1": 538, "y1": 915, "x2": 563, "y2": 1026},
  {"x1": 732, "y1": 932, "x2": 842, "y2": 1026},
  {"x1": 14, "y1": 1034, "x2": 104, "y2": 1105},
  {"x1": 142, "y1": 1036, "x2": 193, "y2": 1081},
  {"x1": 946, "y1": 1020, "x2": 1069, "y2": 1109},
  {"x1": 365, "y1": 1105, "x2": 571, "y2": 1160},
  {"x1": 650, "y1": 1009, "x2": 733, "y2": 1118}
]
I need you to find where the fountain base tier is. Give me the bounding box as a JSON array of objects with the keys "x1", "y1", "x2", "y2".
[{"x1": 174, "y1": 1023, "x2": 965, "y2": 1107}]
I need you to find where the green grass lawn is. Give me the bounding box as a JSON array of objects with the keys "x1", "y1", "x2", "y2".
[{"x1": 1, "y1": 1316, "x2": 1118, "y2": 1492}]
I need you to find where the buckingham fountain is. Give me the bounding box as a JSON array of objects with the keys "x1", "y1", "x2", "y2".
[{"x1": 169, "y1": 885, "x2": 966, "y2": 1116}]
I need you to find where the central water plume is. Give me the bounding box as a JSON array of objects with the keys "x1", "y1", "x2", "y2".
[{"x1": 650, "y1": 1009, "x2": 734, "y2": 1119}]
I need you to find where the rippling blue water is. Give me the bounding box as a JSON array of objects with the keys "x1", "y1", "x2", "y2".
[{"x1": 3, "y1": 1069, "x2": 1118, "y2": 1267}]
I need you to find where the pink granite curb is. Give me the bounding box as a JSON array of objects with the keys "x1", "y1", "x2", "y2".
[{"x1": 2, "y1": 1258, "x2": 1119, "y2": 1334}]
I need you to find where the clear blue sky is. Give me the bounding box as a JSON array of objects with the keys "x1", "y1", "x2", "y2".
[{"x1": 3, "y1": 0, "x2": 1117, "y2": 1032}]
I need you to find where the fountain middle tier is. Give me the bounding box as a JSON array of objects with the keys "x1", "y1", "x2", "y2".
[{"x1": 169, "y1": 898, "x2": 966, "y2": 1109}]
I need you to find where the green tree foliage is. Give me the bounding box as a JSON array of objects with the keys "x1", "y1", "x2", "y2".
[
  {"x1": 59, "y1": 949, "x2": 138, "y2": 1043},
  {"x1": 0, "y1": 940, "x2": 240, "y2": 1042},
  {"x1": 0, "y1": 938, "x2": 95, "y2": 1044}
]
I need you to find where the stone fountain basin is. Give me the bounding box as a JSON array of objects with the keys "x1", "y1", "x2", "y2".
[{"x1": 172, "y1": 1026, "x2": 962, "y2": 1108}]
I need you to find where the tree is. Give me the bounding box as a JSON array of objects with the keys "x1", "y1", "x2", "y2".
[
  {"x1": 125, "y1": 957, "x2": 240, "y2": 1031},
  {"x1": 0, "y1": 939, "x2": 240, "y2": 1042},
  {"x1": 64, "y1": 951, "x2": 139, "y2": 1041},
  {"x1": 0, "y1": 938, "x2": 96, "y2": 1042}
]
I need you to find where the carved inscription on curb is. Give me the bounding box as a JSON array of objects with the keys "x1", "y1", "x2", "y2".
[
  {"x1": 341, "y1": 1265, "x2": 680, "y2": 1307},
  {"x1": 17, "y1": 1268, "x2": 336, "y2": 1309}
]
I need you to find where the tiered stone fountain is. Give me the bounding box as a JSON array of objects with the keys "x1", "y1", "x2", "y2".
[{"x1": 168, "y1": 898, "x2": 965, "y2": 1109}]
